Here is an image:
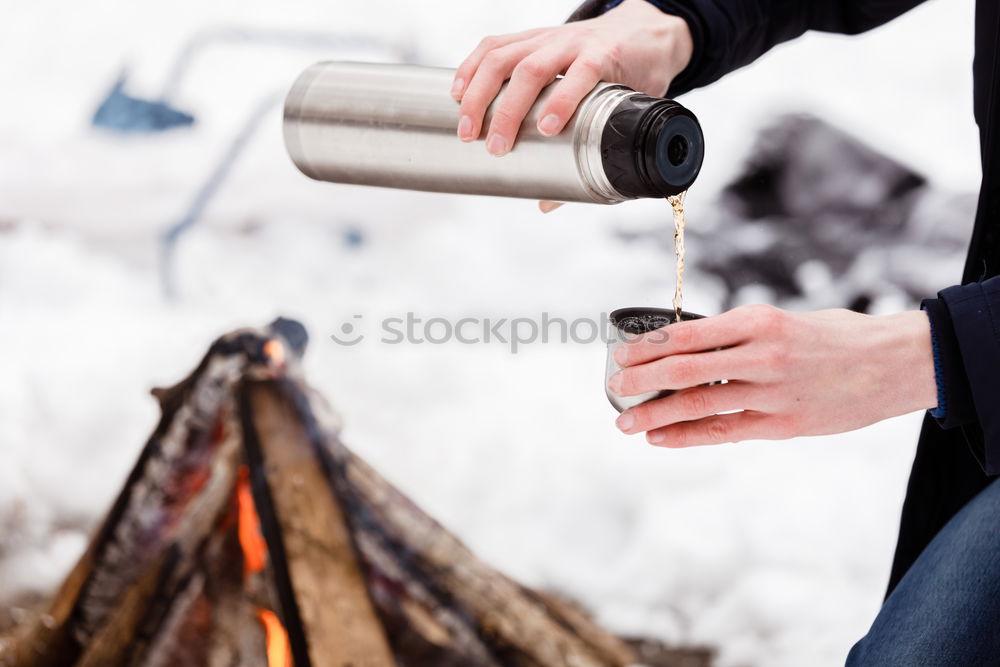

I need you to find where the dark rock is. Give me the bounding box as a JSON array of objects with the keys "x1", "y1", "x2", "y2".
[{"x1": 698, "y1": 113, "x2": 974, "y2": 311}]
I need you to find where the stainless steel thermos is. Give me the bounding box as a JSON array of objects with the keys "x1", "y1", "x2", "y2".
[{"x1": 283, "y1": 61, "x2": 704, "y2": 204}]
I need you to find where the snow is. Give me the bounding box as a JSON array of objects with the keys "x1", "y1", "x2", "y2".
[{"x1": 0, "y1": 0, "x2": 979, "y2": 665}]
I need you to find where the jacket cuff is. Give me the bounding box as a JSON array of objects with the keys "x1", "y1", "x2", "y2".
[{"x1": 939, "y1": 278, "x2": 1000, "y2": 473}]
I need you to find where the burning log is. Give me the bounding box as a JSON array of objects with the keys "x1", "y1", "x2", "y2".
[
  {"x1": 0, "y1": 319, "x2": 711, "y2": 667},
  {"x1": 238, "y1": 379, "x2": 395, "y2": 666}
]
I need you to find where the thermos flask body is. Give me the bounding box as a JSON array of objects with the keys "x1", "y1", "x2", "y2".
[{"x1": 284, "y1": 62, "x2": 703, "y2": 203}]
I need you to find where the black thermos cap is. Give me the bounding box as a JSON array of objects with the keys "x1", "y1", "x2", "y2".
[{"x1": 600, "y1": 95, "x2": 704, "y2": 198}]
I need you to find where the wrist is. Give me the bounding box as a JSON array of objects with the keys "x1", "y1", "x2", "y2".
[
  {"x1": 922, "y1": 304, "x2": 947, "y2": 418},
  {"x1": 660, "y1": 13, "x2": 693, "y2": 77},
  {"x1": 618, "y1": 0, "x2": 693, "y2": 83},
  {"x1": 880, "y1": 310, "x2": 939, "y2": 413},
  {"x1": 638, "y1": 1, "x2": 693, "y2": 78}
]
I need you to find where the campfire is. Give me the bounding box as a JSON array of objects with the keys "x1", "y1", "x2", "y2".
[{"x1": 0, "y1": 318, "x2": 712, "y2": 667}]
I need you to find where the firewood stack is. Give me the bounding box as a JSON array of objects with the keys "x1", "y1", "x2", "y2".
[{"x1": 0, "y1": 319, "x2": 712, "y2": 667}]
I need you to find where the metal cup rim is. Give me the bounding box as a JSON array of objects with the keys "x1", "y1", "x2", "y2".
[{"x1": 609, "y1": 307, "x2": 704, "y2": 335}]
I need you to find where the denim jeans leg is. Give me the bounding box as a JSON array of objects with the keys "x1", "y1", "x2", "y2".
[{"x1": 847, "y1": 476, "x2": 1000, "y2": 666}]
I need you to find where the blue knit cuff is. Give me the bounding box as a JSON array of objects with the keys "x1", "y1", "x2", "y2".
[{"x1": 922, "y1": 305, "x2": 947, "y2": 419}]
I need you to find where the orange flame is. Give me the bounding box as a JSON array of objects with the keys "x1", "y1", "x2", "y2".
[
  {"x1": 258, "y1": 609, "x2": 293, "y2": 667},
  {"x1": 236, "y1": 465, "x2": 293, "y2": 667},
  {"x1": 237, "y1": 467, "x2": 267, "y2": 577},
  {"x1": 263, "y1": 338, "x2": 286, "y2": 372}
]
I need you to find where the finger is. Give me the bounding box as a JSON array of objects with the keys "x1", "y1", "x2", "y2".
[
  {"x1": 616, "y1": 381, "x2": 755, "y2": 434},
  {"x1": 458, "y1": 41, "x2": 538, "y2": 143},
  {"x1": 539, "y1": 200, "x2": 564, "y2": 213},
  {"x1": 485, "y1": 49, "x2": 574, "y2": 155},
  {"x1": 452, "y1": 28, "x2": 549, "y2": 100},
  {"x1": 536, "y1": 54, "x2": 604, "y2": 136},
  {"x1": 609, "y1": 348, "x2": 746, "y2": 396},
  {"x1": 645, "y1": 411, "x2": 774, "y2": 448},
  {"x1": 614, "y1": 305, "x2": 776, "y2": 367}
]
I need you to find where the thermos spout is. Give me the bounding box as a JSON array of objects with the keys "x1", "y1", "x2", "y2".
[{"x1": 284, "y1": 61, "x2": 703, "y2": 203}]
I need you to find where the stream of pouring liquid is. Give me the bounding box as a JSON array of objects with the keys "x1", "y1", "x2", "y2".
[{"x1": 667, "y1": 191, "x2": 687, "y2": 323}]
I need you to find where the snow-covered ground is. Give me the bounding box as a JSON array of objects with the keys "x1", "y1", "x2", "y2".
[{"x1": 0, "y1": 1, "x2": 980, "y2": 665}]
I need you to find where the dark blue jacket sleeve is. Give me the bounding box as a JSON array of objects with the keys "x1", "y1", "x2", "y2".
[
  {"x1": 573, "y1": 0, "x2": 928, "y2": 95},
  {"x1": 923, "y1": 276, "x2": 1000, "y2": 475}
]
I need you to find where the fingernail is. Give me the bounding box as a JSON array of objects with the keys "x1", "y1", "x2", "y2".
[
  {"x1": 616, "y1": 412, "x2": 634, "y2": 432},
  {"x1": 451, "y1": 77, "x2": 465, "y2": 98},
  {"x1": 487, "y1": 134, "x2": 508, "y2": 156},
  {"x1": 458, "y1": 115, "x2": 474, "y2": 141},
  {"x1": 647, "y1": 431, "x2": 666, "y2": 445},
  {"x1": 539, "y1": 200, "x2": 564, "y2": 214},
  {"x1": 608, "y1": 371, "x2": 623, "y2": 395},
  {"x1": 538, "y1": 114, "x2": 561, "y2": 136},
  {"x1": 613, "y1": 346, "x2": 628, "y2": 366}
]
